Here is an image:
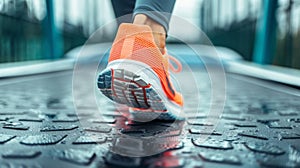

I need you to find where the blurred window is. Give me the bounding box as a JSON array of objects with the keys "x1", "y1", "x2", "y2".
[
  {"x1": 275, "y1": 0, "x2": 300, "y2": 69},
  {"x1": 0, "y1": 0, "x2": 46, "y2": 62}
]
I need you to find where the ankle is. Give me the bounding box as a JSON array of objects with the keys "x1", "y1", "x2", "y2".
[{"x1": 133, "y1": 14, "x2": 166, "y2": 53}]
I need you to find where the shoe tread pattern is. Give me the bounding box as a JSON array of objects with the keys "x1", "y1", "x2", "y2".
[{"x1": 98, "y1": 69, "x2": 177, "y2": 120}]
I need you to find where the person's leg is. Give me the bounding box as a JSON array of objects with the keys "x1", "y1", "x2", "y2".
[
  {"x1": 111, "y1": 0, "x2": 175, "y2": 32},
  {"x1": 133, "y1": 0, "x2": 176, "y2": 33},
  {"x1": 132, "y1": 0, "x2": 176, "y2": 52},
  {"x1": 111, "y1": 0, "x2": 136, "y2": 25},
  {"x1": 111, "y1": 0, "x2": 175, "y2": 52}
]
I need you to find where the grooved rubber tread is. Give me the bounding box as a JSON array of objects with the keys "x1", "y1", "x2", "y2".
[{"x1": 97, "y1": 68, "x2": 176, "y2": 120}]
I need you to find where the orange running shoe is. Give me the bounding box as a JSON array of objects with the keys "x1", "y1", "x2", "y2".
[{"x1": 97, "y1": 23, "x2": 183, "y2": 120}]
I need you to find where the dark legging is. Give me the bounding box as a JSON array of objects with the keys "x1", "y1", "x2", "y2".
[{"x1": 111, "y1": 0, "x2": 176, "y2": 33}]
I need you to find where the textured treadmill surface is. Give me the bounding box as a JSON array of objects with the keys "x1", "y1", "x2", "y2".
[{"x1": 0, "y1": 68, "x2": 299, "y2": 168}]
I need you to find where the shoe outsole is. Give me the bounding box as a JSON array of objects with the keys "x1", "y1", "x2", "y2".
[{"x1": 97, "y1": 68, "x2": 178, "y2": 121}]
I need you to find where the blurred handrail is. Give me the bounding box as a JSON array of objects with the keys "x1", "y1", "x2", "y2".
[{"x1": 0, "y1": 59, "x2": 74, "y2": 78}]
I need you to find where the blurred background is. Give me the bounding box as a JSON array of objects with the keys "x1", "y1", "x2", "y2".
[{"x1": 0, "y1": 0, "x2": 299, "y2": 68}]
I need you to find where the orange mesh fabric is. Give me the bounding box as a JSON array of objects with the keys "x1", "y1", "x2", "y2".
[{"x1": 108, "y1": 23, "x2": 183, "y2": 106}]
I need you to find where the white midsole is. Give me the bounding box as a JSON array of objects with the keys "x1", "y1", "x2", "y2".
[{"x1": 106, "y1": 59, "x2": 182, "y2": 117}]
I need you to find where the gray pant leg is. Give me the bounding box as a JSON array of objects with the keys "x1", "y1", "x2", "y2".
[{"x1": 134, "y1": 0, "x2": 176, "y2": 33}]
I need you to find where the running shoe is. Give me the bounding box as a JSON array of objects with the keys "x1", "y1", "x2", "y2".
[{"x1": 97, "y1": 23, "x2": 183, "y2": 121}]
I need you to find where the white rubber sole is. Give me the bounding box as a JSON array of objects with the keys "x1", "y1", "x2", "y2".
[{"x1": 97, "y1": 59, "x2": 183, "y2": 121}]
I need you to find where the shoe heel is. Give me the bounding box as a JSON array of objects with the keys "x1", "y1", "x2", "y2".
[{"x1": 98, "y1": 68, "x2": 166, "y2": 110}]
